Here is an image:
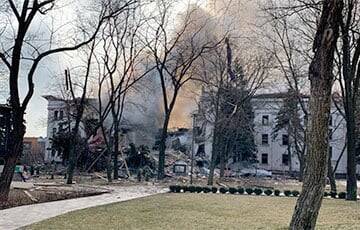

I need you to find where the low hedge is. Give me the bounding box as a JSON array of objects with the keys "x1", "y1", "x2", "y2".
[
  {"x1": 284, "y1": 190, "x2": 292, "y2": 197},
  {"x1": 203, "y1": 187, "x2": 211, "y2": 193},
  {"x1": 245, "y1": 188, "x2": 254, "y2": 195},
  {"x1": 169, "y1": 185, "x2": 182, "y2": 193},
  {"x1": 330, "y1": 192, "x2": 337, "y2": 198},
  {"x1": 274, "y1": 190, "x2": 281, "y2": 196},
  {"x1": 229, "y1": 187, "x2": 237, "y2": 194},
  {"x1": 292, "y1": 190, "x2": 300, "y2": 197},
  {"x1": 264, "y1": 189, "x2": 273, "y2": 196},
  {"x1": 195, "y1": 186, "x2": 203, "y2": 193},
  {"x1": 338, "y1": 192, "x2": 346, "y2": 199},
  {"x1": 180, "y1": 186, "x2": 187, "y2": 193},
  {"x1": 188, "y1": 186, "x2": 196, "y2": 193},
  {"x1": 211, "y1": 187, "x2": 218, "y2": 193},
  {"x1": 237, "y1": 187, "x2": 245, "y2": 194},
  {"x1": 169, "y1": 185, "x2": 177, "y2": 193},
  {"x1": 219, "y1": 187, "x2": 228, "y2": 194},
  {"x1": 169, "y1": 185, "x2": 308, "y2": 199},
  {"x1": 254, "y1": 188, "x2": 263, "y2": 195},
  {"x1": 323, "y1": 191, "x2": 330, "y2": 197}
]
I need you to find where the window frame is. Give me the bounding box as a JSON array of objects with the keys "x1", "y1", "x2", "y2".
[
  {"x1": 261, "y1": 153, "x2": 268, "y2": 165},
  {"x1": 261, "y1": 134, "x2": 269, "y2": 145}
]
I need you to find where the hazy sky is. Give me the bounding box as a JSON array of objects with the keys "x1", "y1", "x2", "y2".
[{"x1": 0, "y1": 0, "x2": 259, "y2": 137}]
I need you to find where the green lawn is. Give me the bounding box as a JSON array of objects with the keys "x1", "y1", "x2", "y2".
[{"x1": 26, "y1": 194, "x2": 359, "y2": 230}]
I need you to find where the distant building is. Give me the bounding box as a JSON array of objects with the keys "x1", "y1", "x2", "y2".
[
  {"x1": 21, "y1": 137, "x2": 46, "y2": 165},
  {"x1": 193, "y1": 92, "x2": 360, "y2": 176},
  {"x1": 43, "y1": 95, "x2": 98, "y2": 163}
]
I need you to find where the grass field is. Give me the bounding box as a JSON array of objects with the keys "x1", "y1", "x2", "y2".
[{"x1": 26, "y1": 193, "x2": 360, "y2": 230}]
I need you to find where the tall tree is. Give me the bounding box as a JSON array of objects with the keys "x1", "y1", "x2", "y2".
[
  {"x1": 0, "y1": 0, "x2": 133, "y2": 201},
  {"x1": 290, "y1": 0, "x2": 343, "y2": 229},
  {"x1": 337, "y1": 0, "x2": 360, "y2": 200},
  {"x1": 144, "y1": 1, "x2": 220, "y2": 179},
  {"x1": 263, "y1": 0, "x2": 359, "y2": 200},
  {"x1": 195, "y1": 39, "x2": 269, "y2": 185},
  {"x1": 273, "y1": 89, "x2": 305, "y2": 178},
  {"x1": 95, "y1": 1, "x2": 151, "y2": 180}
]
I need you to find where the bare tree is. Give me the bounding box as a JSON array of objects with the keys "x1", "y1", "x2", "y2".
[
  {"x1": 262, "y1": 0, "x2": 359, "y2": 201},
  {"x1": 336, "y1": 0, "x2": 360, "y2": 200},
  {"x1": 95, "y1": 1, "x2": 153, "y2": 180},
  {"x1": 261, "y1": 0, "x2": 316, "y2": 182},
  {"x1": 143, "y1": 1, "x2": 222, "y2": 179},
  {"x1": 64, "y1": 39, "x2": 97, "y2": 184},
  {"x1": 0, "y1": 0, "x2": 135, "y2": 201},
  {"x1": 193, "y1": 37, "x2": 271, "y2": 185},
  {"x1": 290, "y1": 0, "x2": 343, "y2": 229}
]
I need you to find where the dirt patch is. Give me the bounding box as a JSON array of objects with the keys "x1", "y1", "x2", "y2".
[{"x1": 0, "y1": 185, "x2": 109, "y2": 210}]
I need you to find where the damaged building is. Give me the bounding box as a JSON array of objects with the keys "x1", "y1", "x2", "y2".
[{"x1": 193, "y1": 92, "x2": 360, "y2": 177}]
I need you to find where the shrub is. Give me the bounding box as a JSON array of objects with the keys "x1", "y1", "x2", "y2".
[
  {"x1": 211, "y1": 187, "x2": 218, "y2": 193},
  {"x1": 330, "y1": 191, "x2": 337, "y2": 198},
  {"x1": 195, "y1": 186, "x2": 203, "y2": 193},
  {"x1": 169, "y1": 185, "x2": 181, "y2": 193},
  {"x1": 175, "y1": 185, "x2": 181, "y2": 193},
  {"x1": 180, "y1": 186, "x2": 187, "y2": 193},
  {"x1": 284, "y1": 190, "x2": 292, "y2": 197},
  {"x1": 323, "y1": 191, "x2": 329, "y2": 197},
  {"x1": 237, "y1": 187, "x2": 245, "y2": 194},
  {"x1": 274, "y1": 190, "x2": 281, "y2": 196},
  {"x1": 203, "y1": 187, "x2": 211, "y2": 193},
  {"x1": 229, "y1": 187, "x2": 237, "y2": 194},
  {"x1": 245, "y1": 188, "x2": 254, "y2": 195},
  {"x1": 254, "y1": 188, "x2": 263, "y2": 195},
  {"x1": 292, "y1": 190, "x2": 300, "y2": 197},
  {"x1": 264, "y1": 189, "x2": 273, "y2": 196},
  {"x1": 338, "y1": 192, "x2": 346, "y2": 199},
  {"x1": 169, "y1": 185, "x2": 176, "y2": 193},
  {"x1": 219, "y1": 187, "x2": 228, "y2": 194},
  {"x1": 188, "y1": 186, "x2": 196, "y2": 193}
]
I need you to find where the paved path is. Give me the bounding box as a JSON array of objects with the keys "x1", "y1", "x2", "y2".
[{"x1": 0, "y1": 185, "x2": 168, "y2": 230}]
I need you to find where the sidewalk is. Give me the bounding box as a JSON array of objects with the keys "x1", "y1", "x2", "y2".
[{"x1": 0, "y1": 185, "x2": 167, "y2": 230}]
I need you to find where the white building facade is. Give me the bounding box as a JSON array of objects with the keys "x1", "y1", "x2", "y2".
[
  {"x1": 43, "y1": 96, "x2": 97, "y2": 163},
  {"x1": 193, "y1": 93, "x2": 360, "y2": 176}
]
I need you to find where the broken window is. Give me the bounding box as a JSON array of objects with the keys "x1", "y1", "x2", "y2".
[
  {"x1": 261, "y1": 153, "x2": 268, "y2": 164},
  {"x1": 262, "y1": 115, "x2": 269, "y2": 125},
  {"x1": 262, "y1": 134, "x2": 269, "y2": 145},
  {"x1": 196, "y1": 144, "x2": 205, "y2": 156},
  {"x1": 282, "y1": 154, "x2": 289, "y2": 166},
  {"x1": 59, "y1": 110, "x2": 64, "y2": 120},
  {"x1": 54, "y1": 111, "x2": 58, "y2": 120},
  {"x1": 282, "y1": 134, "x2": 289, "y2": 146}
]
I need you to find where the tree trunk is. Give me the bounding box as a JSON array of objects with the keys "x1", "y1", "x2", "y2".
[
  {"x1": 66, "y1": 115, "x2": 83, "y2": 184},
  {"x1": 298, "y1": 157, "x2": 304, "y2": 182},
  {"x1": 0, "y1": 116, "x2": 26, "y2": 201},
  {"x1": 66, "y1": 141, "x2": 77, "y2": 184},
  {"x1": 290, "y1": 77, "x2": 334, "y2": 229},
  {"x1": 208, "y1": 130, "x2": 219, "y2": 186},
  {"x1": 290, "y1": 1, "x2": 342, "y2": 229},
  {"x1": 327, "y1": 148, "x2": 337, "y2": 193},
  {"x1": 345, "y1": 122, "x2": 357, "y2": 200},
  {"x1": 157, "y1": 114, "x2": 170, "y2": 180},
  {"x1": 106, "y1": 150, "x2": 112, "y2": 183},
  {"x1": 113, "y1": 124, "x2": 119, "y2": 180},
  {"x1": 219, "y1": 141, "x2": 225, "y2": 179}
]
